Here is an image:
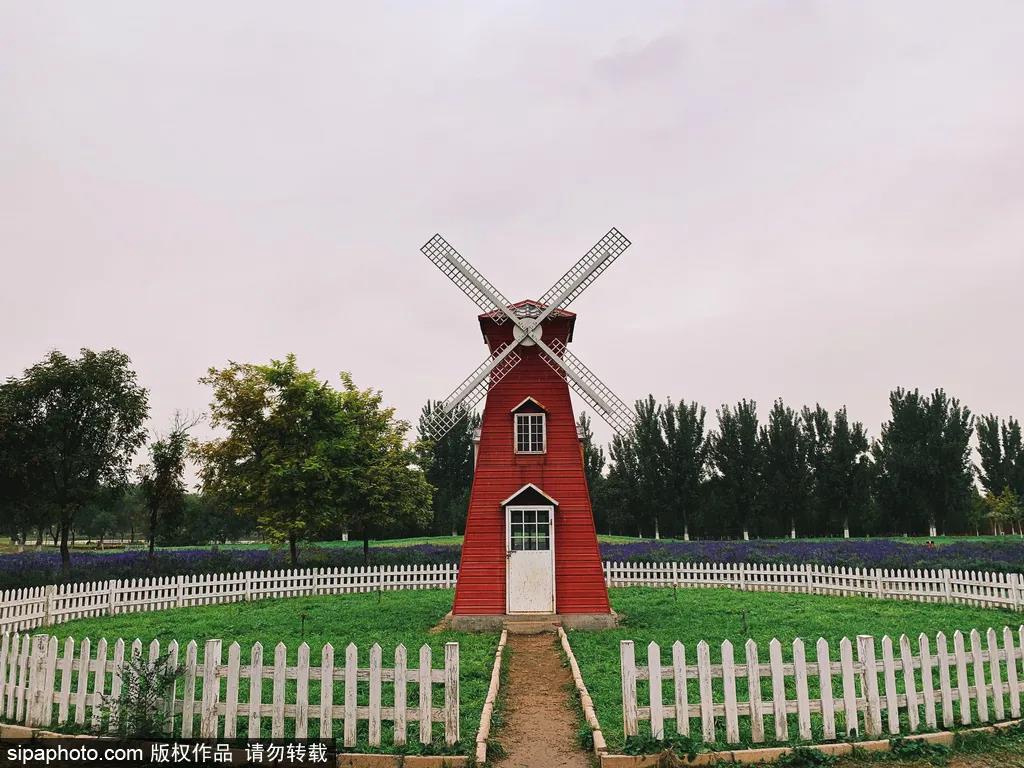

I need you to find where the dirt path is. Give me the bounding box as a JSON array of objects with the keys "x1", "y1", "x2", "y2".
[{"x1": 499, "y1": 632, "x2": 591, "y2": 768}]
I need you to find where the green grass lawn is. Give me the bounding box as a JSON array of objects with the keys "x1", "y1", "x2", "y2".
[
  {"x1": 567, "y1": 587, "x2": 1024, "y2": 753},
  {"x1": 42, "y1": 589, "x2": 496, "y2": 755}
]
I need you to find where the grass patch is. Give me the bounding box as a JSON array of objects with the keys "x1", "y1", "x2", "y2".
[
  {"x1": 567, "y1": 587, "x2": 1022, "y2": 753},
  {"x1": 43, "y1": 589, "x2": 495, "y2": 755}
]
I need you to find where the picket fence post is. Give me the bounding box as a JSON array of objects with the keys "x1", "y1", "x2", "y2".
[
  {"x1": 444, "y1": 641, "x2": 460, "y2": 745},
  {"x1": 42, "y1": 585, "x2": 56, "y2": 627},
  {"x1": 857, "y1": 635, "x2": 883, "y2": 737},
  {"x1": 106, "y1": 580, "x2": 118, "y2": 616},
  {"x1": 620, "y1": 640, "x2": 638, "y2": 737},
  {"x1": 176, "y1": 575, "x2": 185, "y2": 608},
  {"x1": 942, "y1": 569, "x2": 953, "y2": 604},
  {"x1": 27, "y1": 634, "x2": 50, "y2": 727},
  {"x1": 1011, "y1": 573, "x2": 1022, "y2": 611}
]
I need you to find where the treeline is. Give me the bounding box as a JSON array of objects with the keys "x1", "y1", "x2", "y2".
[
  {"x1": 0, "y1": 349, "x2": 431, "y2": 569},
  {"x1": 418, "y1": 390, "x2": 1023, "y2": 541},
  {"x1": 584, "y1": 390, "x2": 1022, "y2": 539}
]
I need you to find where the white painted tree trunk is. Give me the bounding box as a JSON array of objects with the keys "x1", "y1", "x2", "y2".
[
  {"x1": 790, "y1": 525, "x2": 796, "y2": 539},
  {"x1": 743, "y1": 528, "x2": 749, "y2": 541},
  {"x1": 654, "y1": 519, "x2": 660, "y2": 541},
  {"x1": 683, "y1": 524, "x2": 689, "y2": 542}
]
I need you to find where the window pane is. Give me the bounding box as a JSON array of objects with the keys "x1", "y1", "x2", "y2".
[
  {"x1": 511, "y1": 534, "x2": 525, "y2": 551},
  {"x1": 511, "y1": 510, "x2": 523, "y2": 523},
  {"x1": 537, "y1": 534, "x2": 550, "y2": 551}
]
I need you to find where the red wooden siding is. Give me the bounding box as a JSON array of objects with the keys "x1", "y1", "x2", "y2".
[{"x1": 452, "y1": 315, "x2": 611, "y2": 615}]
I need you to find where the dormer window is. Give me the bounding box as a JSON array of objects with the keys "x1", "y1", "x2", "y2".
[{"x1": 511, "y1": 397, "x2": 547, "y2": 454}]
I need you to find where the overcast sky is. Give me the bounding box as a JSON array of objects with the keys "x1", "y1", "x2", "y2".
[{"x1": 2, "y1": 1, "x2": 1023, "y2": 459}]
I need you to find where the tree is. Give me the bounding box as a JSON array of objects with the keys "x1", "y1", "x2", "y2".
[
  {"x1": 340, "y1": 382, "x2": 433, "y2": 561},
  {"x1": 416, "y1": 401, "x2": 479, "y2": 536},
  {"x1": 195, "y1": 355, "x2": 431, "y2": 565},
  {"x1": 976, "y1": 415, "x2": 1024, "y2": 499},
  {"x1": 708, "y1": 400, "x2": 762, "y2": 539},
  {"x1": 604, "y1": 432, "x2": 642, "y2": 536},
  {"x1": 632, "y1": 396, "x2": 668, "y2": 539},
  {"x1": 659, "y1": 398, "x2": 707, "y2": 541},
  {"x1": 759, "y1": 400, "x2": 811, "y2": 538},
  {"x1": 802, "y1": 405, "x2": 872, "y2": 537},
  {"x1": 872, "y1": 388, "x2": 974, "y2": 536},
  {"x1": 577, "y1": 412, "x2": 608, "y2": 532},
  {"x1": 982, "y1": 488, "x2": 1022, "y2": 536},
  {"x1": 0, "y1": 349, "x2": 149, "y2": 569},
  {"x1": 138, "y1": 413, "x2": 198, "y2": 557}
]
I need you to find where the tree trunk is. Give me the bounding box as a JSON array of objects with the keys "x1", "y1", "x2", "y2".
[
  {"x1": 683, "y1": 523, "x2": 689, "y2": 542},
  {"x1": 35, "y1": 528, "x2": 43, "y2": 548},
  {"x1": 148, "y1": 509, "x2": 157, "y2": 559},
  {"x1": 362, "y1": 531, "x2": 371, "y2": 566},
  {"x1": 59, "y1": 519, "x2": 71, "y2": 572},
  {"x1": 288, "y1": 534, "x2": 298, "y2": 566}
]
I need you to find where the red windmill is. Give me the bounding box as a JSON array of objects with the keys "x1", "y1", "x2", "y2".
[{"x1": 422, "y1": 229, "x2": 634, "y2": 628}]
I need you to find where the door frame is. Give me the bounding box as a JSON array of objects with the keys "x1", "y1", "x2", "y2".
[{"x1": 505, "y1": 504, "x2": 556, "y2": 614}]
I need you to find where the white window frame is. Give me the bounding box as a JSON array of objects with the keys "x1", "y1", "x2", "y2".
[
  {"x1": 514, "y1": 412, "x2": 546, "y2": 454},
  {"x1": 505, "y1": 504, "x2": 556, "y2": 614}
]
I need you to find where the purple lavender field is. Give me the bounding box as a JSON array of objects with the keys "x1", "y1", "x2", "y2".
[{"x1": 4, "y1": 537, "x2": 1024, "y2": 589}]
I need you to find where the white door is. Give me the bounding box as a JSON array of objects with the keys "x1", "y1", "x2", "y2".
[{"x1": 506, "y1": 506, "x2": 555, "y2": 614}]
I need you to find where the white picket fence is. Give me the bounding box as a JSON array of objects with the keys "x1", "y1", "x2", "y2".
[
  {"x1": 604, "y1": 561, "x2": 1024, "y2": 611},
  {"x1": 0, "y1": 632, "x2": 460, "y2": 747},
  {"x1": 621, "y1": 626, "x2": 1024, "y2": 746},
  {"x1": 0, "y1": 565, "x2": 459, "y2": 633}
]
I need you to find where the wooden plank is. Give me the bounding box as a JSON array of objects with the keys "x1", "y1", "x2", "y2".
[
  {"x1": 419, "y1": 644, "x2": 432, "y2": 744},
  {"x1": 295, "y1": 642, "x2": 310, "y2": 739},
  {"x1": 15, "y1": 633, "x2": 30, "y2": 723},
  {"x1": 936, "y1": 631, "x2": 954, "y2": 728},
  {"x1": 344, "y1": 643, "x2": 358, "y2": 747},
  {"x1": 320, "y1": 643, "x2": 334, "y2": 739},
  {"x1": 200, "y1": 639, "x2": 222, "y2": 738},
  {"x1": 620, "y1": 641, "x2": 638, "y2": 738},
  {"x1": 272, "y1": 642, "x2": 286, "y2": 738},
  {"x1": 109, "y1": 638, "x2": 125, "y2": 730},
  {"x1": 0, "y1": 632, "x2": 9, "y2": 719},
  {"x1": 953, "y1": 631, "x2": 971, "y2": 725},
  {"x1": 672, "y1": 642, "x2": 689, "y2": 737},
  {"x1": 857, "y1": 635, "x2": 882, "y2": 737},
  {"x1": 817, "y1": 637, "x2": 836, "y2": 741},
  {"x1": 970, "y1": 629, "x2": 989, "y2": 722},
  {"x1": 91, "y1": 637, "x2": 108, "y2": 730},
  {"x1": 74, "y1": 637, "x2": 91, "y2": 727},
  {"x1": 247, "y1": 642, "x2": 263, "y2": 739},
  {"x1": 369, "y1": 643, "x2": 382, "y2": 746},
  {"x1": 918, "y1": 633, "x2": 937, "y2": 729},
  {"x1": 881, "y1": 636, "x2": 899, "y2": 734},
  {"x1": 721, "y1": 640, "x2": 739, "y2": 744},
  {"x1": 745, "y1": 639, "x2": 764, "y2": 743},
  {"x1": 57, "y1": 636, "x2": 73, "y2": 725},
  {"x1": 899, "y1": 634, "x2": 920, "y2": 731},
  {"x1": 1005, "y1": 627, "x2": 1021, "y2": 719},
  {"x1": 180, "y1": 640, "x2": 198, "y2": 737},
  {"x1": 793, "y1": 639, "x2": 812, "y2": 741},
  {"x1": 987, "y1": 628, "x2": 1005, "y2": 721},
  {"x1": 394, "y1": 644, "x2": 407, "y2": 746},
  {"x1": 648, "y1": 642, "x2": 664, "y2": 740},
  {"x1": 224, "y1": 642, "x2": 240, "y2": 738},
  {"x1": 165, "y1": 639, "x2": 179, "y2": 736},
  {"x1": 768, "y1": 638, "x2": 788, "y2": 741},
  {"x1": 444, "y1": 642, "x2": 460, "y2": 746},
  {"x1": 697, "y1": 640, "x2": 715, "y2": 742}
]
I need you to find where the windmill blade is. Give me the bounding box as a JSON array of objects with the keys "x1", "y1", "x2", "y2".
[
  {"x1": 537, "y1": 337, "x2": 635, "y2": 435},
  {"x1": 425, "y1": 342, "x2": 523, "y2": 441},
  {"x1": 422, "y1": 234, "x2": 519, "y2": 326},
  {"x1": 537, "y1": 228, "x2": 631, "y2": 312}
]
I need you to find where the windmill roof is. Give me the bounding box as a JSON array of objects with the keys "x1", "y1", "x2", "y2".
[
  {"x1": 478, "y1": 300, "x2": 576, "y2": 342},
  {"x1": 477, "y1": 299, "x2": 576, "y2": 321}
]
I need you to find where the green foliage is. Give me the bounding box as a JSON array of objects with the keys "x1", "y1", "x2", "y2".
[
  {"x1": 976, "y1": 415, "x2": 1024, "y2": 499},
  {"x1": 416, "y1": 401, "x2": 479, "y2": 536},
  {"x1": 138, "y1": 413, "x2": 196, "y2": 555},
  {"x1": 887, "y1": 737, "x2": 950, "y2": 763},
  {"x1": 872, "y1": 389, "x2": 974, "y2": 535},
  {"x1": 775, "y1": 747, "x2": 837, "y2": 767},
  {"x1": 0, "y1": 348, "x2": 149, "y2": 567},
  {"x1": 759, "y1": 400, "x2": 812, "y2": 538},
  {"x1": 106, "y1": 653, "x2": 181, "y2": 737},
  {"x1": 708, "y1": 400, "x2": 762, "y2": 537},
  {"x1": 195, "y1": 355, "x2": 431, "y2": 564}
]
